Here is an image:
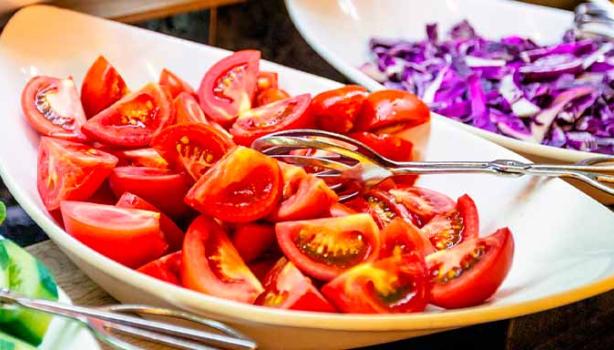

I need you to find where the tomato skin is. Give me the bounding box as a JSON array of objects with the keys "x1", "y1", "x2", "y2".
[
  {"x1": 159, "y1": 68, "x2": 196, "y2": 100},
  {"x1": 355, "y1": 90, "x2": 430, "y2": 132},
  {"x1": 151, "y1": 122, "x2": 234, "y2": 181},
  {"x1": 255, "y1": 258, "x2": 336, "y2": 312},
  {"x1": 350, "y1": 132, "x2": 413, "y2": 162},
  {"x1": 427, "y1": 227, "x2": 514, "y2": 309},
  {"x1": 181, "y1": 216, "x2": 263, "y2": 303},
  {"x1": 388, "y1": 187, "x2": 456, "y2": 227},
  {"x1": 230, "y1": 94, "x2": 313, "y2": 147},
  {"x1": 137, "y1": 251, "x2": 182, "y2": 286},
  {"x1": 310, "y1": 85, "x2": 368, "y2": 133},
  {"x1": 362, "y1": 190, "x2": 416, "y2": 229},
  {"x1": 83, "y1": 83, "x2": 173, "y2": 148},
  {"x1": 248, "y1": 258, "x2": 280, "y2": 284},
  {"x1": 275, "y1": 214, "x2": 380, "y2": 281},
  {"x1": 255, "y1": 88, "x2": 291, "y2": 107},
  {"x1": 81, "y1": 56, "x2": 129, "y2": 118},
  {"x1": 37, "y1": 137, "x2": 118, "y2": 211},
  {"x1": 329, "y1": 203, "x2": 357, "y2": 217},
  {"x1": 321, "y1": 253, "x2": 429, "y2": 314},
  {"x1": 173, "y1": 92, "x2": 208, "y2": 125},
  {"x1": 185, "y1": 146, "x2": 282, "y2": 223},
  {"x1": 380, "y1": 218, "x2": 435, "y2": 258},
  {"x1": 22, "y1": 76, "x2": 87, "y2": 141},
  {"x1": 116, "y1": 192, "x2": 185, "y2": 251},
  {"x1": 232, "y1": 223, "x2": 276, "y2": 263},
  {"x1": 198, "y1": 50, "x2": 260, "y2": 126},
  {"x1": 109, "y1": 167, "x2": 193, "y2": 219},
  {"x1": 60, "y1": 201, "x2": 168, "y2": 268},
  {"x1": 115, "y1": 148, "x2": 169, "y2": 169},
  {"x1": 422, "y1": 194, "x2": 479, "y2": 251},
  {"x1": 256, "y1": 71, "x2": 278, "y2": 91}
]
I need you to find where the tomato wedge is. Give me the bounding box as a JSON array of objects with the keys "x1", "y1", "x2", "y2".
[
  {"x1": 137, "y1": 251, "x2": 182, "y2": 286},
  {"x1": 185, "y1": 146, "x2": 282, "y2": 223},
  {"x1": 159, "y1": 68, "x2": 196, "y2": 99},
  {"x1": 380, "y1": 218, "x2": 434, "y2": 258},
  {"x1": 256, "y1": 71, "x2": 278, "y2": 92},
  {"x1": 109, "y1": 167, "x2": 192, "y2": 219},
  {"x1": 173, "y1": 92, "x2": 208, "y2": 125},
  {"x1": 255, "y1": 258, "x2": 336, "y2": 312},
  {"x1": 151, "y1": 123, "x2": 233, "y2": 181},
  {"x1": 37, "y1": 137, "x2": 118, "y2": 211},
  {"x1": 232, "y1": 223, "x2": 276, "y2": 263},
  {"x1": 329, "y1": 203, "x2": 357, "y2": 217},
  {"x1": 422, "y1": 194, "x2": 479, "y2": 251},
  {"x1": 427, "y1": 227, "x2": 514, "y2": 309},
  {"x1": 198, "y1": 50, "x2": 260, "y2": 126},
  {"x1": 116, "y1": 192, "x2": 185, "y2": 251},
  {"x1": 22, "y1": 76, "x2": 87, "y2": 141},
  {"x1": 276, "y1": 214, "x2": 380, "y2": 281},
  {"x1": 248, "y1": 258, "x2": 280, "y2": 284},
  {"x1": 115, "y1": 148, "x2": 169, "y2": 169},
  {"x1": 81, "y1": 56, "x2": 129, "y2": 118},
  {"x1": 321, "y1": 253, "x2": 429, "y2": 313},
  {"x1": 388, "y1": 187, "x2": 456, "y2": 227},
  {"x1": 255, "y1": 88, "x2": 291, "y2": 107},
  {"x1": 269, "y1": 163, "x2": 338, "y2": 222},
  {"x1": 60, "y1": 201, "x2": 168, "y2": 268},
  {"x1": 310, "y1": 85, "x2": 368, "y2": 134},
  {"x1": 361, "y1": 190, "x2": 415, "y2": 229},
  {"x1": 182, "y1": 215, "x2": 263, "y2": 303},
  {"x1": 230, "y1": 94, "x2": 313, "y2": 146},
  {"x1": 356, "y1": 90, "x2": 430, "y2": 132},
  {"x1": 83, "y1": 83, "x2": 172, "y2": 147},
  {"x1": 350, "y1": 132, "x2": 413, "y2": 162}
]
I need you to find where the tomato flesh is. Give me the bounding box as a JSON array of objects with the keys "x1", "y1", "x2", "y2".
[
  {"x1": 152, "y1": 122, "x2": 234, "y2": 180},
  {"x1": 350, "y1": 131, "x2": 413, "y2": 162},
  {"x1": 422, "y1": 194, "x2": 479, "y2": 251},
  {"x1": 230, "y1": 94, "x2": 313, "y2": 146},
  {"x1": 255, "y1": 88, "x2": 291, "y2": 107},
  {"x1": 185, "y1": 146, "x2": 282, "y2": 223},
  {"x1": 311, "y1": 85, "x2": 368, "y2": 133},
  {"x1": 356, "y1": 90, "x2": 430, "y2": 132},
  {"x1": 115, "y1": 148, "x2": 169, "y2": 169},
  {"x1": 362, "y1": 190, "x2": 415, "y2": 229},
  {"x1": 181, "y1": 216, "x2": 263, "y2": 303},
  {"x1": 137, "y1": 251, "x2": 183, "y2": 286},
  {"x1": 81, "y1": 56, "x2": 129, "y2": 118},
  {"x1": 255, "y1": 258, "x2": 336, "y2": 312},
  {"x1": 389, "y1": 187, "x2": 456, "y2": 226},
  {"x1": 159, "y1": 68, "x2": 196, "y2": 99},
  {"x1": 380, "y1": 218, "x2": 435, "y2": 258},
  {"x1": 22, "y1": 76, "x2": 87, "y2": 141},
  {"x1": 321, "y1": 253, "x2": 429, "y2": 313},
  {"x1": 256, "y1": 71, "x2": 278, "y2": 92},
  {"x1": 60, "y1": 201, "x2": 168, "y2": 268},
  {"x1": 232, "y1": 223, "x2": 276, "y2": 263},
  {"x1": 275, "y1": 214, "x2": 380, "y2": 281},
  {"x1": 37, "y1": 137, "x2": 118, "y2": 211},
  {"x1": 83, "y1": 83, "x2": 172, "y2": 147},
  {"x1": 426, "y1": 227, "x2": 514, "y2": 309},
  {"x1": 173, "y1": 92, "x2": 208, "y2": 125}
]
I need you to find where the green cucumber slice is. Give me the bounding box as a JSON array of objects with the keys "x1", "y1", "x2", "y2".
[{"x1": 0, "y1": 331, "x2": 37, "y2": 350}]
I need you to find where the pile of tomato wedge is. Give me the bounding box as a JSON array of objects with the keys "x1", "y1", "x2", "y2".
[{"x1": 22, "y1": 50, "x2": 514, "y2": 313}]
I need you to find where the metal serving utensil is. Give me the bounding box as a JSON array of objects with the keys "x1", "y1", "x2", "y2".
[
  {"x1": 0, "y1": 288, "x2": 257, "y2": 350},
  {"x1": 252, "y1": 129, "x2": 614, "y2": 201}
]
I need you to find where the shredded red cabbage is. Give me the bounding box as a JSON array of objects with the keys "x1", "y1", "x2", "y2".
[{"x1": 362, "y1": 20, "x2": 614, "y2": 154}]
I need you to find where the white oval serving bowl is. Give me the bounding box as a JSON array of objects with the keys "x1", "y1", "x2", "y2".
[{"x1": 0, "y1": 5, "x2": 614, "y2": 350}]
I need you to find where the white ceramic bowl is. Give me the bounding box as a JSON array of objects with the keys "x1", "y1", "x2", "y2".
[
  {"x1": 1, "y1": 6, "x2": 614, "y2": 350},
  {"x1": 285, "y1": 0, "x2": 611, "y2": 164}
]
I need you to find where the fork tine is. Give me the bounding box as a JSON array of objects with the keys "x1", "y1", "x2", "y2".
[{"x1": 269, "y1": 154, "x2": 353, "y2": 172}]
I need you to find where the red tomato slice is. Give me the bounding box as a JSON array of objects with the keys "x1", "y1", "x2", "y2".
[
  {"x1": 151, "y1": 123, "x2": 234, "y2": 181},
  {"x1": 109, "y1": 167, "x2": 192, "y2": 219},
  {"x1": 232, "y1": 223, "x2": 276, "y2": 263},
  {"x1": 60, "y1": 201, "x2": 168, "y2": 268},
  {"x1": 81, "y1": 56, "x2": 129, "y2": 118},
  {"x1": 137, "y1": 251, "x2": 182, "y2": 286},
  {"x1": 350, "y1": 132, "x2": 413, "y2": 162},
  {"x1": 83, "y1": 83, "x2": 172, "y2": 148},
  {"x1": 329, "y1": 203, "x2": 357, "y2": 217},
  {"x1": 116, "y1": 192, "x2": 185, "y2": 251},
  {"x1": 248, "y1": 258, "x2": 279, "y2": 284},
  {"x1": 185, "y1": 146, "x2": 282, "y2": 223},
  {"x1": 255, "y1": 258, "x2": 336, "y2": 312},
  {"x1": 356, "y1": 90, "x2": 430, "y2": 132},
  {"x1": 321, "y1": 253, "x2": 429, "y2": 313},
  {"x1": 230, "y1": 94, "x2": 313, "y2": 146},
  {"x1": 310, "y1": 85, "x2": 368, "y2": 133},
  {"x1": 380, "y1": 218, "x2": 435, "y2": 258},
  {"x1": 22, "y1": 76, "x2": 87, "y2": 141},
  {"x1": 427, "y1": 227, "x2": 514, "y2": 309},
  {"x1": 422, "y1": 194, "x2": 479, "y2": 251},
  {"x1": 256, "y1": 71, "x2": 278, "y2": 92},
  {"x1": 173, "y1": 92, "x2": 208, "y2": 125},
  {"x1": 115, "y1": 147, "x2": 169, "y2": 169},
  {"x1": 275, "y1": 214, "x2": 380, "y2": 281},
  {"x1": 269, "y1": 163, "x2": 338, "y2": 222},
  {"x1": 37, "y1": 137, "x2": 118, "y2": 211},
  {"x1": 159, "y1": 68, "x2": 196, "y2": 99},
  {"x1": 182, "y1": 215, "x2": 263, "y2": 303},
  {"x1": 198, "y1": 50, "x2": 260, "y2": 126},
  {"x1": 255, "y1": 88, "x2": 291, "y2": 107},
  {"x1": 361, "y1": 190, "x2": 416, "y2": 229},
  {"x1": 388, "y1": 187, "x2": 456, "y2": 227}
]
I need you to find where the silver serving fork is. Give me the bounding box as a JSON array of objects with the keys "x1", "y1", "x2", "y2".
[
  {"x1": 0, "y1": 288, "x2": 257, "y2": 350},
  {"x1": 252, "y1": 129, "x2": 614, "y2": 201}
]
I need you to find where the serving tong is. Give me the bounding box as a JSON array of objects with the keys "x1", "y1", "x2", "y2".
[
  {"x1": 252, "y1": 129, "x2": 614, "y2": 201},
  {"x1": 0, "y1": 288, "x2": 256, "y2": 350}
]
